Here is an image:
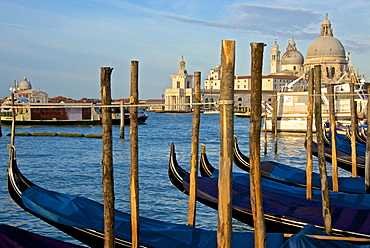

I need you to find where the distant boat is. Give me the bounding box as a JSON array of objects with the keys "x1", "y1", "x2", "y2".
[
  {"x1": 7, "y1": 145, "x2": 285, "y2": 248},
  {"x1": 234, "y1": 111, "x2": 250, "y2": 118},
  {"x1": 0, "y1": 96, "x2": 148, "y2": 125},
  {"x1": 202, "y1": 110, "x2": 220, "y2": 114},
  {"x1": 264, "y1": 79, "x2": 368, "y2": 132}
]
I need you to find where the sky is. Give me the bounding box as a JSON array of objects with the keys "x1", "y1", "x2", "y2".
[{"x1": 0, "y1": 0, "x2": 369, "y2": 100}]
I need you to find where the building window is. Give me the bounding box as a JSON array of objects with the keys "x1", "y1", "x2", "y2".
[{"x1": 177, "y1": 81, "x2": 180, "y2": 88}]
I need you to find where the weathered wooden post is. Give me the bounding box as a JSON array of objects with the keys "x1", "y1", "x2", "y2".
[
  {"x1": 250, "y1": 42, "x2": 266, "y2": 247},
  {"x1": 120, "y1": 101, "x2": 125, "y2": 139},
  {"x1": 306, "y1": 70, "x2": 314, "y2": 200},
  {"x1": 314, "y1": 65, "x2": 332, "y2": 234},
  {"x1": 264, "y1": 100, "x2": 267, "y2": 155},
  {"x1": 328, "y1": 83, "x2": 338, "y2": 191},
  {"x1": 272, "y1": 94, "x2": 278, "y2": 153},
  {"x1": 218, "y1": 40, "x2": 235, "y2": 248},
  {"x1": 350, "y1": 80, "x2": 358, "y2": 177},
  {"x1": 188, "y1": 71, "x2": 201, "y2": 227},
  {"x1": 366, "y1": 99, "x2": 370, "y2": 193},
  {"x1": 130, "y1": 61, "x2": 140, "y2": 248},
  {"x1": 0, "y1": 106, "x2": 2, "y2": 137},
  {"x1": 100, "y1": 67, "x2": 115, "y2": 248},
  {"x1": 10, "y1": 93, "x2": 15, "y2": 146}
]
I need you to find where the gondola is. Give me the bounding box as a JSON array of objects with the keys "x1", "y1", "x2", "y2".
[
  {"x1": 169, "y1": 142, "x2": 370, "y2": 239},
  {"x1": 346, "y1": 126, "x2": 366, "y2": 144},
  {"x1": 227, "y1": 136, "x2": 365, "y2": 194},
  {"x1": 0, "y1": 224, "x2": 86, "y2": 248},
  {"x1": 313, "y1": 127, "x2": 366, "y2": 176},
  {"x1": 311, "y1": 141, "x2": 366, "y2": 177},
  {"x1": 7, "y1": 145, "x2": 286, "y2": 248},
  {"x1": 360, "y1": 127, "x2": 368, "y2": 141},
  {"x1": 325, "y1": 129, "x2": 366, "y2": 157}
]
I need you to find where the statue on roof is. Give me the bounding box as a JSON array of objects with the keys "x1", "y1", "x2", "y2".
[
  {"x1": 286, "y1": 37, "x2": 297, "y2": 51},
  {"x1": 179, "y1": 55, "x2": 186, "y2": 69}
]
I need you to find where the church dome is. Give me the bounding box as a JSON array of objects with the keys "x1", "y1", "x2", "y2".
[
  {"x1": 281, "y1": 37, "x2": 304, "y2": 65},
  {"x1": 306, "y1": 14, "x2": 345, "y2": 58},
  {"x1": 306, "y1": 36, "x2": 345, "y2": 58},
  {"x1": 19, "y1": 76, "x2": 32, "y2": 91},
  {"x1": 282, "y1": 50, "x2": 304, "y2": 65}
]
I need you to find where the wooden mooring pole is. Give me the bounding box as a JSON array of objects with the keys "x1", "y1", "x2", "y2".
[
  {"x1": 217, "y1": 40, "x2": 235, "y2": 248},
  {"x1": 306, "y1": 70, "x2": 314, "y2": 200},
  {"x1": 10, "y1": 93, "x2": 15, "y2": 146},
  {"x1": 313, "y1": 65, "x2": 332, "y2": 234},
  {"x1": 264, "y1": 100, "x2": 267, "y2": 155},
  {"x1": 0, "y1": 105, "x2": 2, "y2": 137},
  {"x1": 120, "y1": 101, "x2": 125, "y2": 139},
  {"x1": 100, "y1": 67, "x2": 115, "y2": 248},
  {"x1": 366, "y1": 99, "x2": 370, "y2": 193},
  {"x1": 250, "y1": 42, "x2": 266, "y2": 247},
  {"x1": 328, "y1": 83, "x2": 338, "y2": 192},
  {"x1": 130, "y1": 60, "x2": 140, "y2": 248},
  {"x1": 188, "y1": 71, "x2": 201, "y2": 227},
  {"x1": 272, "y1": 94, "x2": 278, "y2": 153},
  {"x1": 350, "y1": 81, "x2": 358, "y2": 177}
]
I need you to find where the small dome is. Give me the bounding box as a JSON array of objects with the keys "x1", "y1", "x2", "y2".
[
  {"x1": 19, "y1": 76, "x2": 32, "y2": 91},
  {"x1": 282, "y1": 50, "x2": 304, "y2": 65},
  {"x1": 306, "y1": 36, "x2": 345, "y2": 58},
  {"x1": 281, "y1": 37, "x2": 303, "y2": 65}
]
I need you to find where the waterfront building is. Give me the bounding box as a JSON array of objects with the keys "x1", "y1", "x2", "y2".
[
  {"x1": 202, "y1": 69, "x2": 300, "y2": 111},
  {"x1": 164, "y1": 56, "x2": 194, "y2": 112}
]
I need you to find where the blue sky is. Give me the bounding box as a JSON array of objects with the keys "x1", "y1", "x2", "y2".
[{"x1": 1, "y1": 0, "x2": 369, "y2": 100}]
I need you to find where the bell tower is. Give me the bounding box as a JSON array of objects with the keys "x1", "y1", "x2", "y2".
[{"x1": 270, "y1": 40, "x2": 281, "y2": 74}]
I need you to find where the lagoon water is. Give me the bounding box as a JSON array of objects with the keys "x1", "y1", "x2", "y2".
[{"x1": 0, "y1": 112, "x2": 350, "y2": 246}]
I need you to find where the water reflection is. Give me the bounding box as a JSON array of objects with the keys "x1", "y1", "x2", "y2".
[{"x1": 0, "y1": 112, "x2": 343, "y2": 244}]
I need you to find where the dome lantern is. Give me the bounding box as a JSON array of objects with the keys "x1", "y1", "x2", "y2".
[{"x1": 306, "y1": 15, "x2": 345, "y2": 58}]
